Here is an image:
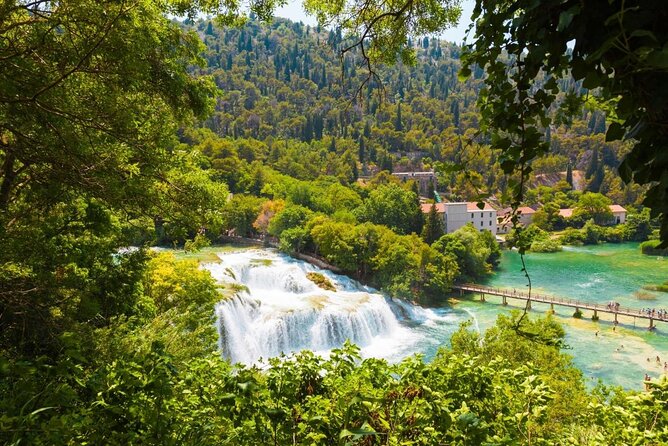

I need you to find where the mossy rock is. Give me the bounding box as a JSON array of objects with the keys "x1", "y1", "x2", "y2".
[
  {"x1": 573, "y1": 309, "x2": 583, "y2": 319},
  {"x1": 306, "y1": 272, "x2": 336, "y2": 292}
]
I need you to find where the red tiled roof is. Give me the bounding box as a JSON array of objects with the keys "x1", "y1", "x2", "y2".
[
  {"x1": 558, "y1": 205, "x2": 626, "y2": 218},
  {"x1": 517, "y1": 206, "x2": 536, "y2": 214},
  {"x1": 498, "y1": 206, "x2": 534, "y2": 217},
  {"x1": 420, "y1": 203, "x2": 446, "y2": 214},
  {"x1": 559, "y1": 208, "x2": 573, "y2": 218},
  {"x1": 421, "y1": 202, "x2": 497, "y2": 213},
  {"x1": 466, "y1": 202, "x2": 495, "y2": 211}
]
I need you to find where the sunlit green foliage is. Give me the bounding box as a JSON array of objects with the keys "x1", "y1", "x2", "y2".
[
  {"x1": 310, "y1": 218, "x2": 457, "y2": 300},
  {"x1": 432, "y1": 224, "x2": 500, "y2": 281}
]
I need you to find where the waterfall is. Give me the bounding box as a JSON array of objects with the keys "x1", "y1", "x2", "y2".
[{"x1": 208, "y1": 250, "x2": 459, "y2": 365}]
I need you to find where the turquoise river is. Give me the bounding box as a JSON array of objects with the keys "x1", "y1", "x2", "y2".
[
  {"x1": 209, "y1": 243, "x2": 667, "y2": 390},
  {"x1": 457, "y1": 242, "x2": 668, "y2": 390}
]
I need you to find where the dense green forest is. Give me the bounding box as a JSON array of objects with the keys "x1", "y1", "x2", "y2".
[
  {"x1": 186, "y1": 16, "x2": 646, "y2": 208},
  {"x1": 1, "y1": 1, "x2": 667, "y2": 444}
]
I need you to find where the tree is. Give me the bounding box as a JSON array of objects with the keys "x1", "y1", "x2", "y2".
[
  {"x1": 586, "y1": 147, "x2": 599, "y2": 179},
  {"x1": 432, "y1": 224, "x2": 498, "y2": 282},
  {"x1": 303, "y1": 0, "x2": 461, "y2": 92},
  {"x1": 268, "y1": 204, "x2": 314, "y2": 237},
  {"x1": 566, "y1": 163, "x2": 574, "y2": 189},
  {"x1": 222, "y1": 195, "x2": 265, "y2": 237},
  {"x1": 358, "y1": 137, "x2": 366, "y2": 163},
  {"x1": 356, "y1": 183, "x2": 422, "y2": 235},
  {"x1": 625, "y1": 208, "x2": 653, "y2": 242},
  {"x1": 573, "y1": 193, "x2": 613, "y2": 226},
  {"x1": 421, "y1": 204, "x2": 444, "y2": 244},
  {"x1": 253, "y1": 199, "x2": 285, "y2": 234},
  {"x1": 458, "y1": 0, "x2": 668, "y2": 246},
  {"x1": 395, "y1": 102, "x2": 403, "y2": 131},
  {"x1": 0, "y1": 0, "x2": 246, "y2": 356}
]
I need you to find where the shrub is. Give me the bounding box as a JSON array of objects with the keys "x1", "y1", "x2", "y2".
[
  {"x1": 559, "y1": 228, "x2": 586, "y2": 245},
  {"x1": 530, "y1": 237, "x2": 562, "y2": 253},
  {"x1": 640, "y1": 239, "x2": 668, "y2": 256}
]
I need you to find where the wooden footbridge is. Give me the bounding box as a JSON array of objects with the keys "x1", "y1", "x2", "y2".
[{"x1": 453, "y1": 283, "x2": 667, "y2": 330}]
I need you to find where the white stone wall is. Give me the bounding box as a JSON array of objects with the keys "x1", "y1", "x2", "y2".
[
  {"x1": 612, "y1": 211, "x2": 626, "y2": 225},
  {"x1": 444, "y1": 203, "x2": 469, "y2": 233},
  {"x1": 467, "y1": 210, "x2": 497, "y2": 234}
]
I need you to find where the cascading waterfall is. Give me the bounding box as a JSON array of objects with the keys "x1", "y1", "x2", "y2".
[{"x1": 207, "y1": 250, "x2": 460, "y2": 365}]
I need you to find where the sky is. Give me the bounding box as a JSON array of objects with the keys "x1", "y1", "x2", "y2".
[{"x1": 274, "y1": 0, "x2": 475, "y2": 45}]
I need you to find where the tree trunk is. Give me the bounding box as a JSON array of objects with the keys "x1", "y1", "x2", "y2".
[{"x1": 0, "y1": 151, "x2": 16, "y2": 210}]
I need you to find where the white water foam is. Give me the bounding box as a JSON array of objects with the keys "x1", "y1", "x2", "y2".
[{"x1": 208, "y1": 250, "x2": 457, "y2": 365}]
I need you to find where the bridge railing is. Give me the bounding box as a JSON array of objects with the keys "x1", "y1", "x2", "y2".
[{"x1": 454, "y1": 284, "x2": 668, "y2": 321}]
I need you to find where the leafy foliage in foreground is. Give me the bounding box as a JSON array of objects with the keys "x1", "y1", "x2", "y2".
[{"x1": 2, "y1": 292, "x2": 667, "y2": 445}]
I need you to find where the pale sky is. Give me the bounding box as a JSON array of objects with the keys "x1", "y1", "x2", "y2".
[{"x1": 274, "y1": 0, "x2": 475, "y2": 45}]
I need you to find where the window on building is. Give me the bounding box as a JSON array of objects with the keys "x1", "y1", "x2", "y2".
[{"x1": 489, "y1": 221, "x2": 492, "y2": 226}]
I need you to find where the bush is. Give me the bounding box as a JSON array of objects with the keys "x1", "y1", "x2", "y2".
[
  {"x1": 602, "y1": 226, "x2": 625, "y2": 243},
  {"x1": 640, "y1": 239, "x2": 668, "y2": 256},
  {"x1": 582, "y1": 220, "x2": 603, "y2": 244},
  {"x1": 559, "y1": 228, "x2": 586, "y2": 245},
  {"x1": 530, "y1": 237, "x2": 562, "y2": 253},
  {"x1": 184, "y1": 233, "x2": 211, "y2": 252},
  {"x1": 278, "y1": 226, "x2": 311, "y2": 253}
]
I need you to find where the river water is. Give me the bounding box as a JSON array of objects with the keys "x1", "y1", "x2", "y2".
[{"x1": 206, "y1": 243, "x2": 667, "y2": 390}]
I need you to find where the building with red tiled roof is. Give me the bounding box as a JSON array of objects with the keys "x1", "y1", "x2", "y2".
[
  {"x1": 421, "y1": 202, "x2": 497, "y2": 234},
  {"x1": 393, "y1": 171, "x2": 437, "y2": 196},
  {"x1": 558, "y1": 208, "x2": 573, "y2": 218},
  {"x1": 496, "y1": 206, "x2": 536, "y2": 234},
  {"x1": 609, "y1": 205, "x2": 627, "y2": 224},
  {"x1": 558, "y1": 205, "x2": 626, "y2": 224}
]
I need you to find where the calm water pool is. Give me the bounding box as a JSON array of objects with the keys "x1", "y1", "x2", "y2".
[{"x1": 454, "y1": 243, "x2": 668, "y2": 389}]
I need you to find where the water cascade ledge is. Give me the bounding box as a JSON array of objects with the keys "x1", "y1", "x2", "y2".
[{"x1": 207, "y1": 249, "x2": 459, "y2": 365}]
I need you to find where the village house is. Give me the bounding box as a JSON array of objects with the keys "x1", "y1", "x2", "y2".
[
  {"x1": 496, "y1": 206, "x2": 536, "y2": 234},
  {"x1": 421, "y1": 202, "x2": 497, "y2": 234},
  {"x1": 558, "y1": 204, "x2": 627, "y2": 225},
  {"x1": 392, "y1": 171, "x2": 437, "y2": 196},
  {"x1": 609, "y1": 205, "x2": 627, "y2": 224}
]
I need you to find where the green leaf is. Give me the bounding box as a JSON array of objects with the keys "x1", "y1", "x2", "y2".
[
  {"x1": 339, "y1": 426, "x2": 380, "y2": 439},
  {"x1": 606, "y1": 122, "x2": 624, "y2": 141},
  {"x1": 645, "y1": 48, "x2": 668, "y2": 69}
]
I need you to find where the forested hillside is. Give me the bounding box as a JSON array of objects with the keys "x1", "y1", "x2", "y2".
[{"x1": 185, "y1": 17, "x2": 644, "y2": 207}]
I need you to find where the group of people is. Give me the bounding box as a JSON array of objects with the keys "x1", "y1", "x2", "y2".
[
  {"x1": 606, "y1": 301, "x2": 668, "y2": 321},
  {"x1": 640, "y1": 308, "x2": 668, "y2": 320},
  {"x1": 606, "y1": 301, "x2": 620, "y2": 311},
  {"x1": 646, "y1": 355, "x2": 665, "y2": 366}
]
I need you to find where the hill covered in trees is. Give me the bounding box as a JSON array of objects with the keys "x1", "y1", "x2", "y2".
[{"x1": 185, "y1": 17, "x2": 644, "y2": 207}]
